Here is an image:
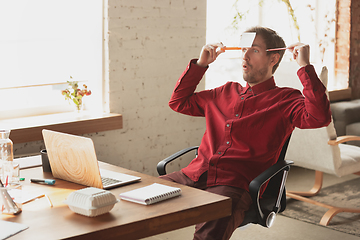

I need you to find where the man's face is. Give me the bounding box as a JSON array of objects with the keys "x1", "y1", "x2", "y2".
[{"x1": 241, "y1": 34, "x2": 275, "y2": 86}]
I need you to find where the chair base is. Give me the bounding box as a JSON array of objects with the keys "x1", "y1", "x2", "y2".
[{"x1": 286, "y1": 170, "x2": 360, "y2": 226}]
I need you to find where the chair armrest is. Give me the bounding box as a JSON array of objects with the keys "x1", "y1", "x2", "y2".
[
  {"x1": 249, "y1": 160, "x2": 293, "y2": 197},
  {"x1": 328, "y1": 135, "x2": 360, "y2": 145},
  {"x1": 157, "y1": 146, "x2": 199, "y2": 176},
  {"x1": 249, "y1": 160, "x2": 294, "y2": 226}
]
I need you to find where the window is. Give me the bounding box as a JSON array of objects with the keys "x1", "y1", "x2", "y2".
[
  {"x1": 0, "y1": 0, "x2": 105, "y2": 120},
  {"x1": 206, "y1": 0, "x2": 339, "y2": 90}
]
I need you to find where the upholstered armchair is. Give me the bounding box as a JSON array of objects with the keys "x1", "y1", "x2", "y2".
[{"x1": 276, "y1": 64, "x2": 360, "y2": 226}]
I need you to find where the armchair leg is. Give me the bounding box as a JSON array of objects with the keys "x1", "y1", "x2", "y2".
[
  {"x1": 286, "y1": 191, "x2": 360, "y2": 226},
  {"x1": 287, "y1": 170, "x2": 323, "y2": 197},
  {"x1": 286, "y1": 170, "x2": 360, "y2": 226},
  {"x1": 320, "y1": 207, "x2": 360, "y2": 226}
]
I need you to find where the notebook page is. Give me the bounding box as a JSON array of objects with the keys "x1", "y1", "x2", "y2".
[{"x1": 0, "y1": 220, "x2": 28, "y2": 239}]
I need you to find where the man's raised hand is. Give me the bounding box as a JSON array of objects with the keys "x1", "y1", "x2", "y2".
[
  {"x1": 196, "y1": 43, "x2": 225, "y2": 68},
  {"x1": 287, "y1": 43, "x2": 310, "y2": 68}
]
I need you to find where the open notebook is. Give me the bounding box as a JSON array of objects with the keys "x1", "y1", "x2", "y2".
[{"x1": 42, "y1": 129, "x2": 141, "y2": 189}]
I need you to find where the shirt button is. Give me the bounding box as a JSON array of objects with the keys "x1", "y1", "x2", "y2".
[
  {"x1": 249, "y1": 89, "x2": 252, "y2": 91},
  {"x1": 218, "y1": 152, "x2": 222, "y2": 155},
  {"x1": 226, "y1": 141, "x2": 230, "y2": 144},
  {"x1": 235, "y1": 114, "x2": 239, "y2": 117},
  {"x1": 241, "y1": 97, "x2": 244, "y2": 100},
  {"x1": 210, "y1": 162, "x2": 214, "y2": 166},
  {"x1": 226, "y1": 124, "x2": 230, "y2": 127}
]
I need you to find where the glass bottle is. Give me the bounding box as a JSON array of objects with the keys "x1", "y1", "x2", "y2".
[{"x1": 0, "y1": 129, "x2": 14, "y2": 183}]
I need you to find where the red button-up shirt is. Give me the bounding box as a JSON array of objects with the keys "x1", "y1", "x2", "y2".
[{"x1": 169, "y1": 59, "x2": 331, "y2": 192}]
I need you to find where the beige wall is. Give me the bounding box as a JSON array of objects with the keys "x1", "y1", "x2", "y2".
[{"x1": 14, "y1": 0, "x2": 207, "y2": 177}]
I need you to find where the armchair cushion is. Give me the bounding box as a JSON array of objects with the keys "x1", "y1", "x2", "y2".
[
  {"x1": 330, "y1": 99, "x2": 360, "y2": 136},
  {"x1": 338, "y1": 143, "x2": 360, "y2": 171},
  {"x1": 346, "y1": 122, "x2": 360, "y2": 147}
]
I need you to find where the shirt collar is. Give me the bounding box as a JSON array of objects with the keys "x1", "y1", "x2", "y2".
[{"x1": 243, "y1": 76, "x2": 277, "y2": 95}]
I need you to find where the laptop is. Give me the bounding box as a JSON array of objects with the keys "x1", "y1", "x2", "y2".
[{"x1": 42, "y1": 129, "x2": 141, "y2": 189}]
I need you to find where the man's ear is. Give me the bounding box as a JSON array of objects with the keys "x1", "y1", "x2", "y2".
[{"x1": 270, "y1": 53, "x2": 280, "y2": 67}]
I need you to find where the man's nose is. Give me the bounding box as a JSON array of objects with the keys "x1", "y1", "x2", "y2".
[{"x1": 242, "y1": 49, "x2": 249, "y2": 60}]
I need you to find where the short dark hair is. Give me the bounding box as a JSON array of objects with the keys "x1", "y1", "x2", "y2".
[{"x1": 244, "y1": 26, "x2": 286, "y2": 73}]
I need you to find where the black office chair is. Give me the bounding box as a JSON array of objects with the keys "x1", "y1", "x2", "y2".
[{"x1": 157, "y1": 136, "x2": 293, "y2": 228}]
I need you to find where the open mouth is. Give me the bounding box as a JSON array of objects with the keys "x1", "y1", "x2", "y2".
[{"x1": 242, "y1": 62, "x2": 250, "y2": 71}]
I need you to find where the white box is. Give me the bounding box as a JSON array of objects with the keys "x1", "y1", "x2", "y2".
[{"x1": 64, "y1": 187, "x2": 119, "y2": 217}]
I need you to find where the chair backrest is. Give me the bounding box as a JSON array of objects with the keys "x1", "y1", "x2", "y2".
[
  {"x1": 262, "y1": 135, "x2": 292, "y2": 213},
  {"x1": 285, "y1": 126, "x2": 341, "y2": 175},
  {"x1": 240, "y1": 135, "x2": 293, "y2": 228},
  {"x1": 274, "y1": 62, "x2": 343, "y2": 176}
]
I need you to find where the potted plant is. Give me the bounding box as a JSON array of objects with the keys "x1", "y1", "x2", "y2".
[{"x1": 61, "y1": 77, "x2": 92, "y2": 112}]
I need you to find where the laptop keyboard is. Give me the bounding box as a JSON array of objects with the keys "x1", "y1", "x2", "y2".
[{"x1": 101, "y1": 177, "x2": 122, "y2": 187}]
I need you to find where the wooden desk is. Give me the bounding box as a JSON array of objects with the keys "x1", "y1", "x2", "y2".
[{"x1": 1, "y1": 157, "x2": 231, "y2": 240}]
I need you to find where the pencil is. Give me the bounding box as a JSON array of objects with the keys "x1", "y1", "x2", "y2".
[
  {"x1": 266, "y1": 47, "x2": 290, "y2": 52},
  {"x1": 221, "y1": 47, "x2": 243, "y2": 51},
  {"x1": 45, "y1": 194, "x2": 53, "y2": 207}
]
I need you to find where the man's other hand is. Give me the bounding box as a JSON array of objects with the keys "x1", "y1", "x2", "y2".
[{"x1": 287, "y1": 43, "x2": 310, "y2": 68}]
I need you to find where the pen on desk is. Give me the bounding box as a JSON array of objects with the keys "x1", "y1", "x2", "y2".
[
  {"x1": 30, "y1": 178, "x2": 56, "y2": 185},
  {"x1": 23, "y1": 194, "x2": 53, "y2": 207},
  {"x1": 45, "y1": 194, "x2": 53, "y2": 207}
]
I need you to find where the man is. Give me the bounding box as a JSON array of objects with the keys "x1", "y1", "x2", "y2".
[{"x1": 160, "y1": 26, "x2": 331, "y2": 240}]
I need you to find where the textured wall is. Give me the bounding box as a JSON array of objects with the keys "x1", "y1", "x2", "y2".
[
  {"x1": 14, "y1": 0, "x2": 207, "y2": 177},
  {"x1": 336, "y1": 0, "x2": 360, "y2": 99},
  {"x1": 350, "y1": 0, "x2": 360, "y2": 99},
  {"x1": 96, "y1": 0, "x2": 206, "y2": 176}
]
